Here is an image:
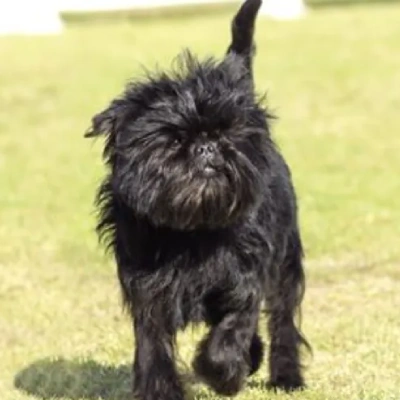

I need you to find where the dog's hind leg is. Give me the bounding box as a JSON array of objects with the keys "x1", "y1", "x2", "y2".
[
  {"x1": 132, "y1": 307, "x2": 185, "y2": 400},
  {"x1": 193, "y1": 286, "x2": 262, "y2": 396},
  {"x1": 266, "y1": 230, "x2": 309, "y2": 391}
]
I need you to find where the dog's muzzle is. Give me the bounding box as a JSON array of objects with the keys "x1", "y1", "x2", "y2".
[{"x1": 193, "y1": 141, "x2": 224, "y2": 176}]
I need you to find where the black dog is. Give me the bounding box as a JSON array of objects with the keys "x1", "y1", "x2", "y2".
[{"x1": 85, "y1": 0, "x2": 309, "y2": 398}]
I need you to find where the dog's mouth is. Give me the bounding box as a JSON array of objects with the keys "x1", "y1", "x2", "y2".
[
  {"x1": 202, "y1": 165, "x2": 218, "y2": 177},
  {"x1": 197, "y1": 158, "x2": 225, "y2": 179}
]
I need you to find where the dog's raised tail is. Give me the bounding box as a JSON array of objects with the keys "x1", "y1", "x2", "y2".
[{"x1": 227, "y1": 0, "x2": 262, "y2": 70}]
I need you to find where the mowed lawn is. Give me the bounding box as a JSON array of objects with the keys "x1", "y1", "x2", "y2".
[{"x1": 1, "y1": 3, "x2": 400, "y2": 400}]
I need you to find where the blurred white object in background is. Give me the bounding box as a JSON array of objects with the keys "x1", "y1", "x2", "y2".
[
  {"x1": 0, "y1": 0, "x2": 307, "y2": 36},
  {"x1": 261, "y1": 0, "x2": 307, "y2": 19},
  {"x1": 0, "y1": 1, "x2": 63, "y2": 35},
  {"x1": 60, "y1": 0, "x2": 237, "y2": 12}
]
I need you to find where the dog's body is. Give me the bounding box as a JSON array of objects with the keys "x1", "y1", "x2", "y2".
[{"x1": 86, "y1": 0, "x2": 309, "y2": 398}]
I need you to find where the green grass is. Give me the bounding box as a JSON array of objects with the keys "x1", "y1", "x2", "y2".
[{"x1": 1, "y1": 3, "x2": 400, "y2": 400}]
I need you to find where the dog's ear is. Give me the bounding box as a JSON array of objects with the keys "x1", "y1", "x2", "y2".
[
  {"x1": 84, "y1": 99, "x2": 128, "y2": 139},
  {"x1": 84, "y1": 98, "x2": 132, "y2": 165},
  {"x1": 226, "y1": 0, "x2": 262, "y2": 74}
]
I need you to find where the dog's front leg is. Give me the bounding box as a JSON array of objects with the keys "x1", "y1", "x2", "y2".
[
  {"x1": 132, "y1": 308, "x2": 185, "y2": 400},
  {"x1": 193, "y1": 289, "x2": 261, "y2": 396}
]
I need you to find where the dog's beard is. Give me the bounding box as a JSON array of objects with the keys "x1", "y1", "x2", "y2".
[{"x1": 115, "y1": 148, "x2": 261, "y2": 231}]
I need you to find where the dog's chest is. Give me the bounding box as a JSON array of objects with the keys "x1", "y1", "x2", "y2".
[
  {"x1": 143, "y1": 227, "x2": 267, "y2": 326},
  {"x1": 145, "y1": 230, "x2": 230, "y2": 310},
  {"x1": 152, "y1": 229, "x2": 230, "y2": 281}
]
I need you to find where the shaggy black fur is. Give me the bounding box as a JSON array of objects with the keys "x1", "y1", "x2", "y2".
[{"x1": 85, "y1": 0, "x2": 310, "y2": 398}]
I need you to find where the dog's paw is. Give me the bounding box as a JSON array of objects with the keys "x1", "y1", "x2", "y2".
[
  {"x1": 266, "y1": 376, "x2": 306, "y2": 393},
  {"x1": 193, "y1": 345, "x2": 249, "y2": 396}
]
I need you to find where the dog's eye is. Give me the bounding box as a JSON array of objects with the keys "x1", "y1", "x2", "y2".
[{"x1": 172, "y1": 137, "x2": 182, "y2": 146}]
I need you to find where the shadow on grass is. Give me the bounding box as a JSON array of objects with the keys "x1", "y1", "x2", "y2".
[
  {"x1": 14, "y1": 357, "x2": 265, "y2": 400},
  {"x1": 14, "y1": 358, "x2": 216, "y2": 400},
  {"x1": 247, "y1": 380, "x2": 267, "y2": 391},
  {"x1": 14, "y1": 358, "x2": 131, "y2": 400}
]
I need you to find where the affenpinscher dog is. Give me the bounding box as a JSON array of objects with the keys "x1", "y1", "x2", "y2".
[{"x1": 85, "y1": 0, "x2": 309, "y2": 398}]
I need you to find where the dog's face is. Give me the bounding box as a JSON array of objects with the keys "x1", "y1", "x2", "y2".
[{"x1": 88, "y1": 53, "x2": 272, "y2": 230}]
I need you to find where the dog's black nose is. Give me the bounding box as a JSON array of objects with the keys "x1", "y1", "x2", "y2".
[{"x1": 195, "y1": 143, "x2": 215, "y2": 157}]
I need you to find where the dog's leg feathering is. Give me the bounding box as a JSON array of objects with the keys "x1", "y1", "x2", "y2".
[
  {"x1": 133, "y1": 308, "x2": 185, "y2": 400},
  {"x1": 266, "y1": 231, "x2": 309, "y2": 392},
  {"x1": 193, "y1": 288, "x2": 262, "y2": 396}
]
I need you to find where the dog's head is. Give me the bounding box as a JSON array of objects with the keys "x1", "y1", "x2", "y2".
[{"x1": 86, "y1": 0, "x2": 273, "y2": 230}]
